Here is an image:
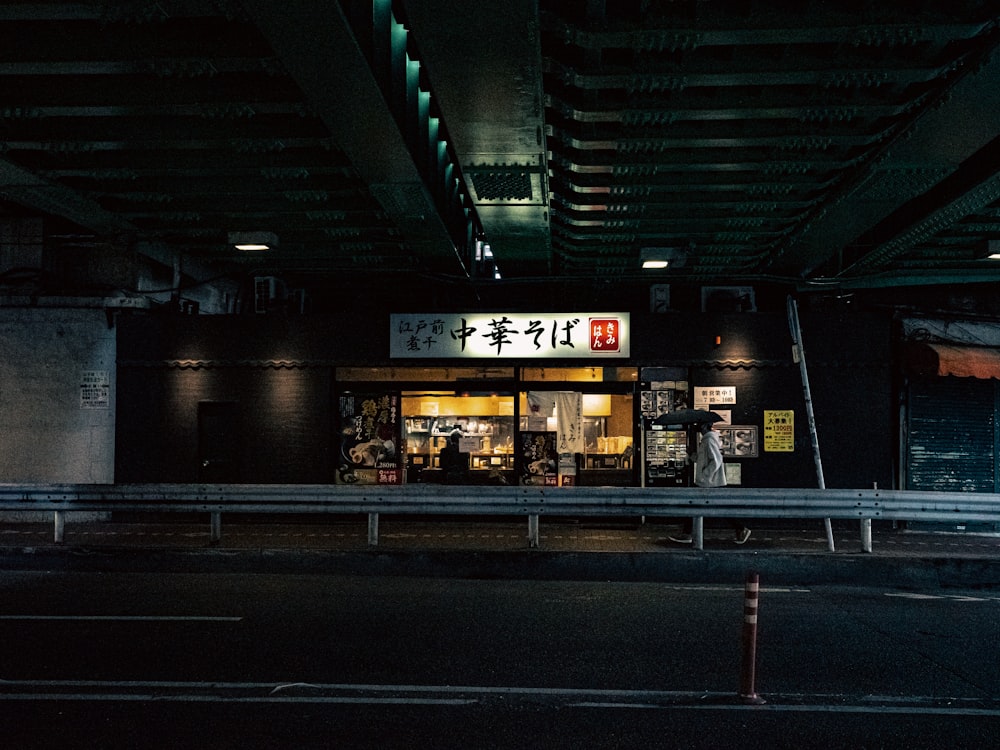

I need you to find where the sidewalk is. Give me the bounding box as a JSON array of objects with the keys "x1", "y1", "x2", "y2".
[{"x1": 3, "y1": 517, "x2": 1000, "y2": 587}]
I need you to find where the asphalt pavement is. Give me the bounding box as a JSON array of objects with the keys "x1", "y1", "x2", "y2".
[
  {"x1": 7, "y1": 568, "x2": 1000, "y2": 749},
  {"x1": 3, "y1": 516, "x2": 1000, "y2": 588}
]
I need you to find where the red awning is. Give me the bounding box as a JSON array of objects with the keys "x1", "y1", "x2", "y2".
[{"x1": 904, "y1": 342, "x2": 1000, "y2": 380}]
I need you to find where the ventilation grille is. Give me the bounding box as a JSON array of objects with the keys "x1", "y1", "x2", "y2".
[{"x1": 472, "y1": 171, "x2": 533, "y2": 201}]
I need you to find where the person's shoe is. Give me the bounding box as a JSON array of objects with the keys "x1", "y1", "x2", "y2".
[
  {"x1": 734, "y1": 528, "x2": 751, "y2": 545},
  {"x1": 667, "y1": 533, "x2": 693, "y2": 544}
]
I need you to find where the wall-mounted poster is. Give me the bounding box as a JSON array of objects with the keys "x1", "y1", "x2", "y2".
[
  {"x1": 763, "y1": 410, "x2": 795, "y2": 452},
  {"x1": 717, "y1": 425, "x2": 758, "y2": 458},
  {"x1": 337, "y1": 392, "x2": 402, "y2": 484},
  {"x1": 519, "y1": 431, "x2": 558, "y2": 486},
  {"x1": 80, "y1": 370, "x2": 110, "y2": 409},
  {"x1": 640, "y1": 382, "x2": 689, "y2": 419}
]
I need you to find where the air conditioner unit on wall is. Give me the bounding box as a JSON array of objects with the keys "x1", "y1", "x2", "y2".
[
  {"x1": 253, "y1": 276, "x2": 287, "y2": 313},
  {"x1": 702, "y1": 286, "x2": 756, "y2": 312}
]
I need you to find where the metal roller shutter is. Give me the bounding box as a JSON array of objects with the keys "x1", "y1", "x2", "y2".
[{"x1": 907, "y1": 376, "x2": 999, "y2": 531}]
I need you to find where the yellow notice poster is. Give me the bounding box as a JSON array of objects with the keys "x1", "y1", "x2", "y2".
[{"x1": 763, "y1": 410, "x2": 794, "y2": 452}]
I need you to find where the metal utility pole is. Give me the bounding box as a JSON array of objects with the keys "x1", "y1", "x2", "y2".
[{"x1": 787, "y1": 296, "x2": 836, "y2": 552}]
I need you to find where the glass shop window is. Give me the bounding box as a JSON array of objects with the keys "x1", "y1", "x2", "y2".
[
  {"x1": 518, "y1": 390, "x2": 635, "y2": 487},
  {"x1": 402, "y1": 391, "x2": 516, "y2": 485}
]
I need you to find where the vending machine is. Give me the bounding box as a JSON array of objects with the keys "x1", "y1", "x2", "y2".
[{"x1": 640, "y1": 381, "x2": 691, "y2": 487}]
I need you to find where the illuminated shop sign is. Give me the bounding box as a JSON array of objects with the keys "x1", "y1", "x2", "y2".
[{"x1": 390, "y1": 313, "x2": 630, "y2": 359}]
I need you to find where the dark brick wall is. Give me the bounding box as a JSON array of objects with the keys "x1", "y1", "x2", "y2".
[{"x1": 116, "y1": 365, "x2": 332, "y2": 483}]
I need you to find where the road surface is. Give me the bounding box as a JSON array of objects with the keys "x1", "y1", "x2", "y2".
[{"x1": 1, "y1": 570, "x2": 998, "y2": 748}]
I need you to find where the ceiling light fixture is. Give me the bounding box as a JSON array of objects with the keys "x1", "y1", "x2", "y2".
[
  {"x1": 229, "y1": 231, "x2": 278, "y2": 251},
  {"x1": 641, "y1": 246, "x2": 686, "y2": 270},
  {"x1": 975, "y1": 238, "x2": 1000, "y2": 260}
]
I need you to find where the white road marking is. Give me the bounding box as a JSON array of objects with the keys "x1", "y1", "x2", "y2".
[
  {"x1": 885, "y1": 593, "x2": 940, "y2": 600},
  {"x1": 885, "y1": 593, "x2": 994, "y2": 602},
  {"x1": 0, "y1": 615, "x2": 242, "y2": 622},
  {"x1": 1, "y1": 680, "x2": 997, "y2": 716},
  {"x1": 659, "y1": 585, "x2": 810, "y2": 593}
]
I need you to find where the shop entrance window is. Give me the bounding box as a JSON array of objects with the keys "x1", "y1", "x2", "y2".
[
  {"x1": 402, "y1": 391, "x2": 515, "y2": 485},
  {"x1": 518, "y1": 390, "x2": 634, "y2": 487}
]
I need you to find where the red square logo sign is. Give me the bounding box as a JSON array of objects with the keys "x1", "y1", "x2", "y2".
[{"x1": 590, "y1": 318, "x2": 621, "y2": 353}]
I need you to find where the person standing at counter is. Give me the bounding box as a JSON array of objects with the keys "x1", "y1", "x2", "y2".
[{"x1": 440, "y1": 428, "x2": 469, "y2": 484}]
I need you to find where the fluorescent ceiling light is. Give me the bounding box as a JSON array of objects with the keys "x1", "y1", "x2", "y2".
[
  {"x1": 640, "y1": 246, "x2": 686, "y2": 270},
  {"x1": 981, "y1": 239, "x2": 1000, "y2": 259},
  {"x1": 229, "y1": 231, "x2": 278, "y2": 251}
]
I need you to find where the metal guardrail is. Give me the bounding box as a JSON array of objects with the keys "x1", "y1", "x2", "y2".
[{"x1": 2, "y1": 483, "x2": 999, "y2": 552}]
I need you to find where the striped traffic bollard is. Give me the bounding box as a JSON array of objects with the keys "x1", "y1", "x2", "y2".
[{"x1": 739, "y1": 570, "x2": 766, "y2": 704}]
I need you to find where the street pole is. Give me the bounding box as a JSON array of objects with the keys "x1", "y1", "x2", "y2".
[{"x1": 787, "y1": 295, "x2": 836, "y2": 552}]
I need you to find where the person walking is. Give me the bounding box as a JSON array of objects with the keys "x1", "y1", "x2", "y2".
[{"x1": 669, "y1": 421, "x2": 751, "y2": 544}]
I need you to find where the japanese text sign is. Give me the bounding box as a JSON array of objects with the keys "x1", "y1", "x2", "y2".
[
  {"x1": 693, "y1": 385, "x2": 736, "y2": 407},
  {"x1": 80, "y1": 370, "x2": 110, "y2": 409},
  {"x1": 763, "y1": 409, "x2": 795, "y2": 452},
  {"x1": 390, "y1": 313, "x2": 630, "y2": 359}
]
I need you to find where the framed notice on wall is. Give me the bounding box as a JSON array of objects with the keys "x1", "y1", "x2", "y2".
[{"x1": 717, "y1": 425, "x2": 758, "y2": 458}]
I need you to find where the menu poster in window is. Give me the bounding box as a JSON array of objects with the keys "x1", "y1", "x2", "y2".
[
  {"x1": 337, "y1": 392, "x2": 402, "y2": 485},
  {"x1": 519, "y1": 431, "x2": 558, "y2": 486}
]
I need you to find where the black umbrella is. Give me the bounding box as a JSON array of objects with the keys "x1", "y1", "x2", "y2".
[{"x1": 652, "y1": 409, "x2": 724, "y2": 426}]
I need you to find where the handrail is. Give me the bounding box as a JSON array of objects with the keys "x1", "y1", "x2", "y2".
[{"x1": 2, "y1": 483, "x2": 999, "y2": 551}]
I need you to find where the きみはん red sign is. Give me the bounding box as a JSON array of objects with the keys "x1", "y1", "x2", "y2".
[{"x1": 589, "y1": 318, "x2": 621, "y2": 353}]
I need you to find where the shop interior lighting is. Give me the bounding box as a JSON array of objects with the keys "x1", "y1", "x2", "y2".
[{"x1": 229, "y1": 231, "x2": 278, "y2": 251}]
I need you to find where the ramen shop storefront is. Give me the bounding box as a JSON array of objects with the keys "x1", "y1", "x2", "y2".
[{"x1": 335, "y1": 312, "x2": 637, "y2": 487}]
